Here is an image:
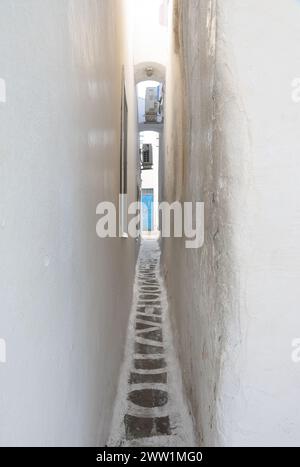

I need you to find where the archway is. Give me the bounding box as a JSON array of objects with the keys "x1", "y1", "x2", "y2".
[{"x1": 135, "y1": 64, "x2": 166, "y2": 235}]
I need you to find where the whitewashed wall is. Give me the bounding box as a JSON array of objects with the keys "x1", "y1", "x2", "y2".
[
  {"x1": 0, "y1": 0, "x2": 137, "y2": 446},
  {"x1": 132, "y1": 0, "x2": 168, "y2": 67},
  {"x1": 163, "y1": 0, "x2": 300, "y2": 446}
]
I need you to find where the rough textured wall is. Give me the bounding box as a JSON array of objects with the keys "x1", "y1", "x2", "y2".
[
  {"x1": 163, "y1": 0, "x2": 300, "y2": 446},
  {"x1": 163, "y1": 0, "x2": 220, "y2": 446},
  {"x1": 214, "y1": 0, "x2": 300, "y2": 446},
  {"x1": 0, "y1": 0, "x2": 137, "y2": 446}
]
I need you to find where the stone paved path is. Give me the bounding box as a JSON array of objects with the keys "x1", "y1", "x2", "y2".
[{"x1": 108, "y1": 240, "x2": 195, "y2": 447}]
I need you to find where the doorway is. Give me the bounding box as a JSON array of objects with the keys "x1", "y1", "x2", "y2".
[
  {"x1": 139, "y1": 131, "x2": 159, "y2": 233},
  {"x1": 141, "y1": 188, "x2": 154, "y2": 231}
]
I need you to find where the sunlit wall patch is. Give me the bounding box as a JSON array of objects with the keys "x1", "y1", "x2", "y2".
[
  {"x1": 0, "y1": 338, "x2": 6, "y2": 363},
  {"x1": 0, "y1": 78, "x2": 6, "y2": 103}
]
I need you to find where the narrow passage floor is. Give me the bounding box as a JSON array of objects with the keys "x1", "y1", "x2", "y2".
[{"x1": 108, "y1": 240, "x2": 195, "y2": 447}]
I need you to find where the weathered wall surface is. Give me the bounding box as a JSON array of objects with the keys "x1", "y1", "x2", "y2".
[
  {"x1": 0, "y1": 0, "x2": 137, "y2": 446},
  {"x1": 163, "y1": 0, "x2": 300, "y2": 446},
  {"x1": 163, "y1": 0, "x2": 220, "y2": 446}
]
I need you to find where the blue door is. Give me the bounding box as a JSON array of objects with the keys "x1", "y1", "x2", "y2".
[{"x1": 142, "y1": 191, "x2": 154, "y2": 231}]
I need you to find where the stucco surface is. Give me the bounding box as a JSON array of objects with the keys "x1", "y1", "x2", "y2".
[
  {"x1": 0, "y1": 0, "x2": 137, "y2": 446},
  {"x1": 163, "y1": 0, "x2": 300, "y2": 446}
]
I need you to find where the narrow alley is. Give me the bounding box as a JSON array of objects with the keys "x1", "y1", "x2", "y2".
[
  {"x1": 1, "y1": 0, "x2": 300, "y2": 453},
  {"x1": 109, "y1": 240, "x2": 195, "y2": 447}
]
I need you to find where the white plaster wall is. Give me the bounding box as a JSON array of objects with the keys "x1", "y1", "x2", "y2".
[
  {"x1": 163, "y1": 0, "x2": 300, "y2": 447},
  {"x1": 214, "y1": 0, "x2": 300, "y2": 447},
  {"x1": 163, "y1": 0, "x2": 220, "y2": 446},
  {"x1": 131, "y1": 0, "x2": 168, "y2": 67},
  {"x1": 0, "y1": 0, "x2": 137, "y2": 446}
]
